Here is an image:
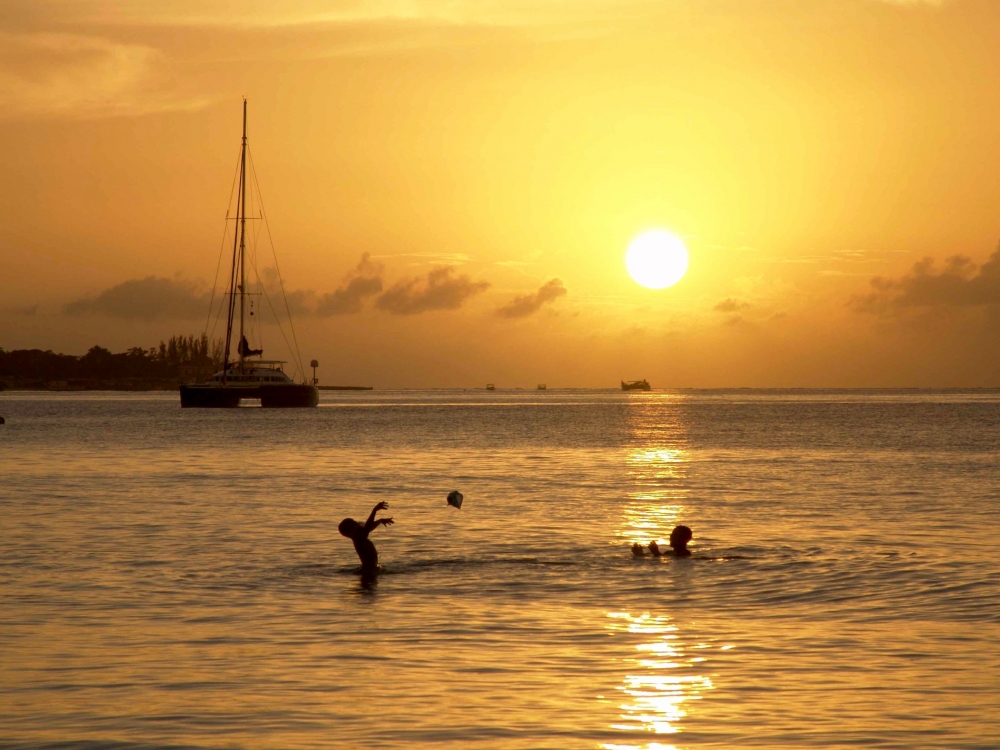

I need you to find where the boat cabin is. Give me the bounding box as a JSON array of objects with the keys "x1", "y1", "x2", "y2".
[{"x1": 211, "y1": 361, "x2": 293, "y2": 384}]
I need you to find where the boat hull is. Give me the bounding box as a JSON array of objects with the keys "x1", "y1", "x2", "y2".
[
  {"x1": 180, "y1": 383, "x2": 318, "y2": 408},
  {"x1": 261, "y1": 383, "x2": 319, "y2": 408},
  {"x1": 621, "y1": 380, "x2": 652, "y2": 391}
]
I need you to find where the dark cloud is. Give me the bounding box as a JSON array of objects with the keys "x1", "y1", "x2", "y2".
[
  {"x1": 317, "y1": 253, "x2": 384, "y2": 316},
  {"x1": 497, "y1": 278, "x2": 567, "y2": 319},
  {"x1": 853, "y1": 248, "x2": 1000, "y2": 314},
  {"x1": 64, "y1": 276, "x2": 209, "y2": 320},
  {"x1": 714, "y1": 298, "x2": 750, "y2": 313},
  {"x1": 255, "y1": 254, "x2": 383, "y2": 317},
  {"x1": 258, "y1": 266, "x2": 315, "y2": 317},
  {"x1": 61, "y1": 256, "x2": 482, "y2": 322},
  {"x1": 376, "y1": 266, "x2": 489, "y2": 315}
]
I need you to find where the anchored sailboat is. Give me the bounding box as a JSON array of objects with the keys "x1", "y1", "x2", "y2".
[{"x1": 180, "y1": 100, "x2": 319, "y2": 408}]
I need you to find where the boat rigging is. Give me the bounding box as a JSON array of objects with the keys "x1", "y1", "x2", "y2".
[{"x1": 180, "y1": 99, "x2": 319, "y2": 408}]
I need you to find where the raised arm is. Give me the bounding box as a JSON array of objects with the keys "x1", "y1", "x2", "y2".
[{"x1": 364, "y1": 501, "x2": 392, "y2": 532}]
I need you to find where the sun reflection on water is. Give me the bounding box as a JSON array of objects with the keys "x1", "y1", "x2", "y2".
[
  {"x1": 608, "y1": 400, "x2": 708, "y2": 748},
  {"x1": 618, "y1": 447, "x2": 689, "y2": 545},
  {"x1": 603, "y1": 612, "x2": 714, "y2": 750}
]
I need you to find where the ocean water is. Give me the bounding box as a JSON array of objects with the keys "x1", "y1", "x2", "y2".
[{"x1": 1, "y1": 389, "x2": 998, "y2": 749}]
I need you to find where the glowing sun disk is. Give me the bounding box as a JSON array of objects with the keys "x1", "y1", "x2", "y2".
[{"x1": 626, "y1": 231, "x2": 689, "y2": 289}]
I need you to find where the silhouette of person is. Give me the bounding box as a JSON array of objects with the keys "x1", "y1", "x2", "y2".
[
  {"x1": 339, "y1": 501, "x2": 394, "y2": 572},
  {"x1": 649, "y1": 525, "x2": 693, "y2": 557}
]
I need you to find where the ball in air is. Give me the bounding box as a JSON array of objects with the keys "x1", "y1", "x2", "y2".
[{"x1": 447, "y1": 490, "x2": 463, "y2": 509}]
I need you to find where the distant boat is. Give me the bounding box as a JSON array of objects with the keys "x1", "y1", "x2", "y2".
[
  {"x1": 180, "y1": 100, "x2": 318, "y2": 408},
  {"x1": 486, "y1": 383, "x2": 496, "y2": 391},
  {"x1": 537, "y1": 384, "x2": 547, "y2": 391},
  {"x1": 621, "y1": 379, "x2": 651, "y2": 391}
]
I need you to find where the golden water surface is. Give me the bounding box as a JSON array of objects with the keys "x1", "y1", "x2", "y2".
[{"x1": 1, "y1": 390, "x2": 998, "y2": 748}]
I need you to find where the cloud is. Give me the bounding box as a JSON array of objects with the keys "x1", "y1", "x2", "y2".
[
  {"x1": 59, "y1": 256, "x2": 483, "y2": 323},
  {"x1": 65, "y1": 276, "x2": 210, "y2": 320},
  {"x1": 376, "y1": 266, "x2": 489, "y2": 315},
  {"x1": 497, "y1": 278, "x2": 567, "y2": 319},
  {"x1": 852, "y1": 247, "x2": 1000, "y2": 315},
  {"x1": 374, "y1": 252, "x2": 472, "y2": 264},
  {"x1": 254, "y1": 254, "x2": 383, "y2": 317},
  {"x1": 317, "y1": 253, "x2": 384, "y2": 316},
  {"x1": 0, "y1": 31, "x2": 206, "y2": 120},
  {"x1": 713, "y1": 298, "x2": 750, "y2": 313},
  {"x1": 7, "y1": 0, "x2": 665, "y2": 30},
  {"x1": 6, "y1": 304, "x2": 39, "y2": 317}
]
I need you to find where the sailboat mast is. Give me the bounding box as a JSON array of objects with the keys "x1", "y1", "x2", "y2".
[
  {"x1": 238, "y1": 98, "x2": 248, "y2": 373},
  {"x1": 220, "y1": 100, "x2": 247, "y2": 384}
]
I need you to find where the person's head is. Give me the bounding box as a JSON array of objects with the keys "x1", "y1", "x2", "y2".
[
  {"x1": 669, "y1": 525, "x2": 692, "y2": 551},
  {"x1": 338, "y1": 518, "x2": 359, "y2": 537}
]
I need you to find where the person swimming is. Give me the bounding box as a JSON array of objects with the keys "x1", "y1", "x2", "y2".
[
  {"x1": 669, "y1": 525, "x2": 693, "y2": 556},
  {"x1": 339, "y1": 501, "x2": 394, "y2": 572},
  {"x1": 646, "y1": 525, "x2": 693, "y2": 558}
]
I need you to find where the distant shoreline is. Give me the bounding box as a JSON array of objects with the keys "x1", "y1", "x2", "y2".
[
  {"x1": 0, "y1": 339, "x2": 220, "y2": 394},
  {"x1": 1, "y1": 382, "x2": 181, "y2": 392},
  {"x1": 3, "y1": 385, "x2": 1000, "y2": 394}
]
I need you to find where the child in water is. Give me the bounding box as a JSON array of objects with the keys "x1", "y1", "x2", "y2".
[
  {"x1": 339, "y1": 501, "x2": 394, "y2": 572},
  {"x1": 635, "y1": 525, "x2": 693, "y2": 558}
]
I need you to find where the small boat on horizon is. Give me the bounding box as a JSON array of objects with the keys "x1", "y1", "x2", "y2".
[
  {"x1": 485, "y1": 383, "x2": 496, "y2": 391},
  {"x1": 180, "y1": 100, "x2": 318, "y2": 408},
  {"x1": 537, "y1": 384, "x2": 547, "y2": 391},
  {"x1": 621, "y1": 379, "x2": 651, "y2": 391}
]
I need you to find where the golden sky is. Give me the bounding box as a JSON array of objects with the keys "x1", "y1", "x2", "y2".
[{"x1": 2, "y1": 0, "x2": 1000, "y2": 387}]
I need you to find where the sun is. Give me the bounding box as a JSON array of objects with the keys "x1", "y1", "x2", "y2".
[{"x1": 625, "y1": 230, "x2": 689, "y2": 289}]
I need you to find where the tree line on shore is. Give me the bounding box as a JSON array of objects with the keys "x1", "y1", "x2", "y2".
[{"x1": 0, "y1": 335, "x2": 225, "y2": 389}]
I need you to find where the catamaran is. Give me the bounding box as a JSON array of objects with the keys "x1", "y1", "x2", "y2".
[{"x1": 180, "y1": 100, "x2": 318, "y2": 408}]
